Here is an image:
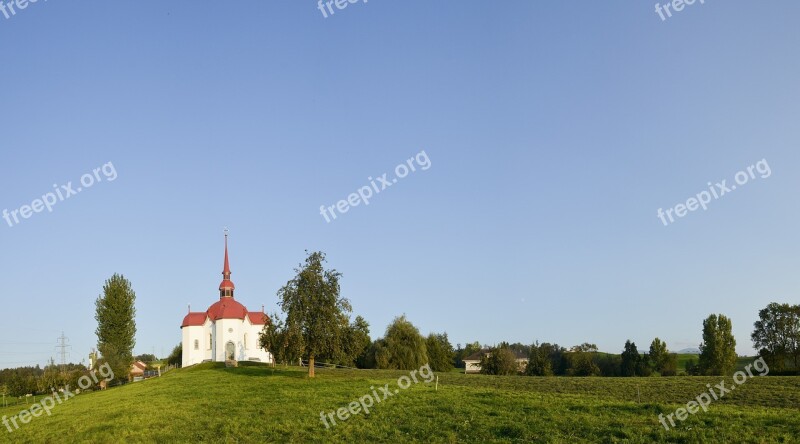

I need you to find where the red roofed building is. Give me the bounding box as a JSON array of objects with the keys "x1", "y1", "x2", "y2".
[{"x1": 181, "y1": 232, "x2": 272, "y2": 366}]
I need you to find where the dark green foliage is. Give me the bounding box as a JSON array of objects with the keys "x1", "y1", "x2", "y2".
[
  {"x1": 649, "y1": 338, "x2": 669, "y2": 374},
  {"x1": 751, "y1": 302, "x2": 800, "y2": 372},
  {"x1": 661, "y1": 353, "x2": 678, "y2": 376},
  {"x1": 595, "y1": 354, "x2": 622, "y2": 377},
  {"x1": 525, "y1": 342, "x2": 554, "y2": 376},
  {"x1": 699, "y1": 314, "x2": 737, "y2": 375},
  {"x1": 620, "y1": 340, "x2": 640, "y2": 377},
  {"x1": 95, "y1": 273, "x2": 137, "y2": 384},
  {"x1": 166, "y1": 344, "x2": 182, "y2": 367},
  {"x1": 636, "y1": 354, "x2": 652, "y2": 377},
  {"x1": 685, "y1": 358, "x2": 701, "y2": 376},
  {"x1": 346, "y1": 316, "x2": 372, "y2": 368},
  {"x1": 566, "y1": 350, "x2": 600, "y2": 376},
  {"x1": 0, "y1": 367, "x2": 40, "y2": 396},
  {"x1": 506, "y1": 342, "x2": 531, "y2": 357},
  {"x1": 426, "y1": 333, "x2": 455, "y2": 372},
  {"x1": 480, "y1": 345, "x2": 520, "y2": 376},
  {"x1": 134, "y1": 354, "x2": 156, "y2": 363}
]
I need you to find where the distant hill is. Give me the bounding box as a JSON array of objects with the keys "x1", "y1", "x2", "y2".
[{"x1": 676, "y1": 347, "x2": 701, "y2": 354}]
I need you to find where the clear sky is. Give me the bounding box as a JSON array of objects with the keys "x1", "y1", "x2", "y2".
[{"x1": 1, "y1": 1, "x2": 799, "y2": 368}]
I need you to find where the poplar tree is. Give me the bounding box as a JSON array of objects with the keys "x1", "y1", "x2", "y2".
[
  {"x1": 95, "y1": 274, "x2": 137, "y2": 384},
  {"x1": 698, "y1": 314, "x2": 737, "y2": 375}
]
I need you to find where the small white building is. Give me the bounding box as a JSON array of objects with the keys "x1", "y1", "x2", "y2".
[{"x1": 181, "y1": 234, "x2": 272, "y2": 367}]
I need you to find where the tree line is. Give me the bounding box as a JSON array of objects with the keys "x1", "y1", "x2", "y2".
[{"x1": 259, "y1": 251, "x2": 800, "y2": 378}]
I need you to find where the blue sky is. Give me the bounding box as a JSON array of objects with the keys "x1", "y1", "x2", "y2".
[{"x1": 1, "y1": 1, "x2": 799, "y2": 368}]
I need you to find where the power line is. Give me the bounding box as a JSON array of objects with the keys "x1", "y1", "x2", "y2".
[{"x1": 55, "y1": 332, "x2": 71, "y2": 371}]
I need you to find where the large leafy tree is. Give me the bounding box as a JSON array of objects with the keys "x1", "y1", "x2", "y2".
[
  {"x1": 95, "y1": 274, "x2": 137, "y2": 384},
  {"x1": 752, "y1": 303, "x2": 800, "y2": 372},
  {"x1": 275, "y1": 251, "x2": 351, "y2": 377},
  {"x1": 698, "y1": 314, "x2": 737, "y2": 375},
  {"x1": 382, "y1": 315, "x2": 428, "y2": 370}
]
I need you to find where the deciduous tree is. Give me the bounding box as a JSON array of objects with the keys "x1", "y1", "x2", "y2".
[
  {"x1": 751, "y1": 303, "x2": 800, "y2": 372},
  {"x1": 382, "y1": 315, "x2": 428, "y2": 370},
  {"x1": 275, "y1": 251, "x2": 351, "y2": 377}
]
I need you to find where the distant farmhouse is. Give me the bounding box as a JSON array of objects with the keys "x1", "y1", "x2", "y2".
[
  {"x1": 463, "y1": 348, "x2": 528, "y2": 374},
  {"x1": 180, "y1": 233, "x2": 273, "y2": 367},
  {"x1": 129, "y1": 361, "x2": 147, "y2": 381}
]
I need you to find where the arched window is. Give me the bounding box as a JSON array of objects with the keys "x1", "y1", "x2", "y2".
[
  {"x1": 209, "y1": 334, "x2": 212, "y2": 350},
  {"x1": 194, "y1": 339, "x2": 199, "y2": 350}
]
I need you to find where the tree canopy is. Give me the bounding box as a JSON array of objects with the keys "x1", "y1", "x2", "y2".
[{"x1": 752, "y1": 302, "x2": 800, "y2": 372}]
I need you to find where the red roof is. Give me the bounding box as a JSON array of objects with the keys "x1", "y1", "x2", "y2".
[
  {"x1": 182, "y1": 307, "x2": 268, "y2": 327},
  {"x1": 207, "y1": 298, "x2": 248, "y2": 321},
  {"x1": 219, "y1": 279, "x2": 235, "y2": 290},
  {"x1": 181, "y1": 312, "x2": 208, "y2": 327},
  {"x1": 248, "y1": 312, "x2": 268, "y2": 325}
]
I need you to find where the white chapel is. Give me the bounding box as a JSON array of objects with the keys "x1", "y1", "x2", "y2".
[{"x1": 181, "y1": 233, "x2": 273, "y2": 366}]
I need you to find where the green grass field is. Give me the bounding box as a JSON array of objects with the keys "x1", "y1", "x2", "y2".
[{"x1": 2, "y1": 363, "x2": 799, "y2": 443}]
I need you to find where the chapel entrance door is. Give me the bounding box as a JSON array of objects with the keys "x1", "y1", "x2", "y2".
[{"x1": 226, "y1": 342, "x2": 235, "y2": 360}]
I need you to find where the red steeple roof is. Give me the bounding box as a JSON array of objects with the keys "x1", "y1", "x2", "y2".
[
  {"x1": 219, "y1": 231, "x2": 235, "y2": 297},
  {"x1": 223, "y1": 232, "x2": 231, "y2": 276}
]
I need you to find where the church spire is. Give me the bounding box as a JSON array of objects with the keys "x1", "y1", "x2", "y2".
[{"x1": 219, "y1": 229, "x2": 235, "y2": 298}]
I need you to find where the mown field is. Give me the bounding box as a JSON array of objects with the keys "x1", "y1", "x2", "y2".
[{"x1": 2, "y1": 362, "x2": 799, "y2": 443}]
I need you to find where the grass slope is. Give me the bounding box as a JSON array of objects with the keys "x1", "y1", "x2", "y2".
[{"x1": 3, "y1": 363, "x2": 800, "y2": 443}]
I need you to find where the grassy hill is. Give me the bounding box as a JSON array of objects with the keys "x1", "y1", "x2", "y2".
[{"x1": 3, "y1": 362, "x2": 800, "y2": 443}]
